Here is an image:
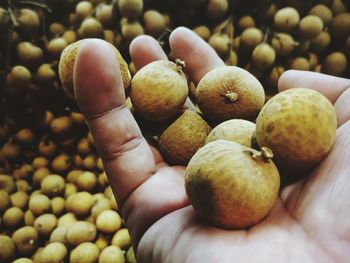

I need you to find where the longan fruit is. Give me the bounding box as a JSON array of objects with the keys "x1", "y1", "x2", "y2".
[
  {"x1": 322, "y1": 52, "x2": 348, "y2": 76},
  {"x1": 238, "y1": 15, "x2": 255, "y2": 32},
  {"x1": 207, "y1": 0, "x2": 228, "y2": 20},
  {"x1": 271, "y1": 33, "x2": 296, "y2": 56},
  {"x1": 0, "y1": 190, "x2": 10, "y2": 213},
  {"x1": 118, "y1": 0, "x2": 143, "y2": 19},
  {"x1": 206, "y1": 119, "x2": 256, "y2": 147},
  {"x1": 7, "y1": 65, "x2": 32, "y2": 89},
  {"x1": 49, "y1": 22, "x2": 66, "y2": 36},
  {"x1": 11, "y1": 226, "x2": 38, "y2": 256},
  {"x1": 10, "y1": 191, "x2": 29, "y2": 210},
  {"x1": 309, "y1": 4, "x2": 333, "y2": 25},
  {"x1": 75, "y1": 1, "x2": 93, "y2": 21},
  {"x1": 307, "y1": 53, "x2": 319, "y2": 70},
  {"x1": 15, "y1": 128, "x2": 34, "y2": 145},
  {"x1": 50, "y1": 116, "x2": 73, "y2": 136},
  {"x1": 12, "y1": 258, "x2": 33, "y2": 263},
  {"x1": 79, "y1": 17, "x2": 104, "y2": 38},
  {"x1": 331, "y1": 0, "x2": 347, "y2": 15},
  {"x1": 70, "y1": 242, "x2": 100, "y2": 263},
  {"x1": 96, "y1": 4, "x2": 114, "y2": 27},
  {"x1": 111, "y1": 228, "x2": 131, "y2": 249},
  {"x1": 34, "y1": 213, "x2": 57, "y2": 236},
  {"x1": 298, "y1": 15, "x2": 324, "y2": 40},
  {"x1": 52, "y1": 154, "x2": 72, "y2": 173},
  {"x1": 288, "y1": 57, "x2": 310, "y2": 71},
  {"x1": 66, "y1": 170, "x2": 82, "y2": 184},
  {"x1": 95, "y1": 234, "x2": 109, "y2": 251},
  {"x1": 264, "y1": 66, "x2": 285, "y2": 90},
  {"x1": 83, "y1": 154, "x2": 97, "y2": 170},
  {"x1": 208, "y1": 32, "x2": 231, "y2": 59},
  {"x1": 62, "y1": 30, "x2": 77, "y2": 44},
  {"x1": 16, "y1": 42, "x2": 43, "y2": 67},
  {"x1": 24, "y1": 210, "x2": 35, "y2": 226},
  {"x1": 17, "y1": 8, "x2": 40, "y2": 35},
  {"x1": 49, "y1": 226, "x2": 68, "y2": 244},
  {"x1": 120, "y1": 19, "x2": 144, "y2": 42},
  {"x1": 67, "y1": 221, "x2": 97, "y2": 246},
  {"x1": 239, "y1": 27, "x2": 263, "y2": 50},
  {"x1": 41, "y1": 174, "x2": 65, "y2": 197},
  {"x1": 126, "y1": 246, "x2": 137, "y2": 263},
  {"x1": 256, "y1": 88, "x2": 337, "y2": 173},
  {"x1": 252, "y1": 43, "x2": 276, "y2": 70},
  {"x1": 91, "y1": 197, "x2": 111, "y2": 218},
  {"x1": 143, "y1": 9, "x2": 166, "y2": 37},
  {"x1": 64, "y1": 183, "x2": 78, "y2": 198},
  {"x1": 96, "y1": 158, "x2": 104, "y2": 172},
  {"x1": 131, "y1": 60, "x2": 188, "y2": 121},
  {"x1": 192, "y1": 25, "x2": 211, "y2": 41},
  {"x1": 99, "y1": 246, "x2": 125, "y2": 263},
  {"x1": 51, "y1": 196, "x2": 65, "y2": 216},
  {"x1": 70, "y1": 112, "x2": 85, "y2": 125},
  {"x1": 36, "y1": 242, "x2": 67, "y2": 263},
  {"x1": 96, "y1": 210, "x2": 122, "y2": 234},
  {"x1": 29, "y1": 194, "x2": 51, "y2": 216},
  {"x1": 273, "y1": 7, "x2": 300, "y2": 32},
  {"x1": 159, "y1": 110, "x2": 212, "y2": 165},
  {"x1": 329, "y1": 12, "x2": 350, "y2": 39},
  {"x1": 66, "y1": 191, "x2": 94, "y2": 217},
  {"x1": 32, "y1": 168, "x2": 50, "y2": 186},
  {"x1": 47, "y1": 38, "x2": 68, "y2": 59},
  {"x1": 57, "y1": 212, "x2": 77, "y2": 228},
  {"x1": 76, "y1": 171, "x2": 97, "y2": 191},
  {"x1": 196, "y1": 66, "x2": 265, "y2": 122},
  {"x1": 0, "y1": 175, "x2": 15, "y2": 194},
  {"x1": 0, "y1": 234, "x2": 15, "y2": 262},
  {"x1": 226, "y1": 50, "x2": 238, "y2": 66},
  {"x1": 310, "y1": 31, "x2": 331, "y2": 53},
  {"x1": 2, "y1": 141, "x2": 22, "y2": 160},
  {"x1": 36, "y1": 63, "x2": 56, "y2": 84},
  {"x1": 3, "y1": 207, "x2": 24, "y2": 228}
]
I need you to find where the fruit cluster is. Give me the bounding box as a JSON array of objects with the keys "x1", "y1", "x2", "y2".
[{"x1": 0, "y1": 0, "x2": 349, "y2": 262}]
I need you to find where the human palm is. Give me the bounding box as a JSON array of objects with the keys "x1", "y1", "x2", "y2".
[{"x1": 73, "y1": 27, "x2": 350, "y2": 263}]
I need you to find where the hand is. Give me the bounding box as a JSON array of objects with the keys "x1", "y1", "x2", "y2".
[{"x1": 73, "y1": 27, "x2": 350, "y2": 263}]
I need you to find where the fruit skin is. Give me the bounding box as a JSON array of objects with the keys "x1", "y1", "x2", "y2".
[
  {"x1": 196, "y1": 66, "x2": 265, "y2": 122},
  {"x1": 256, "y1": 88, "x2": 337, "y2": 173},
  {"x1": 205, "y1": 119, "x2": 256, "y2": 147},
  {"x1": 252, "y1": 43, "x2": 276, "y2": 70},
  {"x1": 185, "y1": 140, "x2": 280, "y2": 229},
  {"x1": 321, "y1": 52, "x2": 347, "y2": 76},
  {"x1": 159, "y1": 110, "x2": 212, "y2": 165},
  {"x1": 130, "y1": 60, "x2": 188, "y2": 121},
  {"x1": 58, "y1": 39, "x2": 131, "y2": 98}
]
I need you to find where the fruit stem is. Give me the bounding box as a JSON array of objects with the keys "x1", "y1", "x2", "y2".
[
  {"x1": 261, "y1": 147, "x2": 274, "y2": 160},
  {"x1": 175, "y1": 59, "x2": 186, "y2": 72},
  {"x1": 224, "y1": 92, "x2": 239, "y2": 102}
]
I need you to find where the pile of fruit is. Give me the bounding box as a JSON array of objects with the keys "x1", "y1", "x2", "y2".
[{"x1": 0, "y1": 0, "x2": 349, "y2": 262}]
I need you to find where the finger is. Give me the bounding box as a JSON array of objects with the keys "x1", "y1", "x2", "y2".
[
  {"x1": 169, "y1": 26, "x2": 225, "y2": 84},
  {"x1": 278, "y1": 70, "x2": 350, "y2": 126},
  {"x1": 74, "y1": 39, "x2": 156, "y2": 204},
  {"x1": 129, "y1": 35, "x2": 167, "y2": 70},
  {"x1": 130, "y1": 34, "x2": 196, "y2": 110},
  {"x1": 278, "y1": 70, "x2": 350, "y2": 103}
]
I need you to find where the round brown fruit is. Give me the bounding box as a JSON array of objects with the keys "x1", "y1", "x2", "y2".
[
  {"x1": 130, "y1": 60, "x2": 188, "y2": 121},
  {"x1": 251, "y1": 43, "x2": 276, "y2": 70},
  {"x1": 321, "y1": 52, "x2": 347, "y2": 76},
  {"x1": 205, "y1": 119, "x2": 256, "y2": 147},
  {"x1": 298, "y1": 15, "x2": 324, "y2": 40},
  {"x1": 185, "y1": 140, "x2": 280, "y2": 229},
  {"x1": 159, "y1": 110, "x2": 212, "y2": 165},
  {"x1": 58, "y1": 39, "x2": 131, "y2": 99},
  {"x1": 196, "y1": 66, "x2": 265, "y2": 122},
  {"x1": 273, "y1": 7, "x2": 300, "y2": 32},
  {"x1": 256, "y1": 88, "x2": 337, "y2": 173}
]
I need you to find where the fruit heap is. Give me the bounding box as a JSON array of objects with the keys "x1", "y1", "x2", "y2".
[{"x1": 0, "y1": 0, "x2": 349, "y2": 262}]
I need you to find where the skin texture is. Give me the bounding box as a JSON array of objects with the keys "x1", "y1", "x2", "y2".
[{"x1": 74, "y1": 27, "x2": 350, "y2": 263}]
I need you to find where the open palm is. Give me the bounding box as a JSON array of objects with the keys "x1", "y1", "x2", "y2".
[{"x1": 73, "y1": 27, "x2": 350, "y2": 263}]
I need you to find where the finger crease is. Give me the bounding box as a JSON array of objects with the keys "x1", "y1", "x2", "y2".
[{"x1": 85, "y1": 103, "x2": 127, "y2": 121}]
